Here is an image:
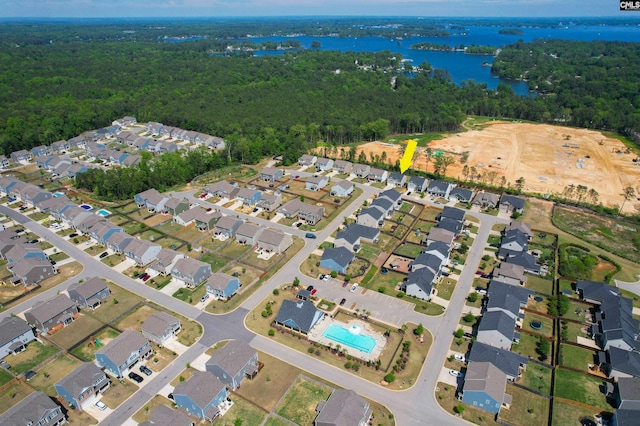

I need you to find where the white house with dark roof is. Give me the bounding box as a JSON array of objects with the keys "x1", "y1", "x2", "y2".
[
  {"x1": 95, "y1": 329, "x2": 152, "y2": 378},
  {"x1": 25, "y1": 294, "x2": 78, "y2": 335},
  {"x1": 171, "y1": 258, "x2": 212, "y2": 288},
  {"x1": 330, "y1": 180, "x2": 354, "y2": 198},
  {"x1": 426, "y1": 179, "x2": 452, "y2": 198},
  {"x1": 51, "y1": 140, "x2": 70, "y2": 153},
  {"x1": 401, "y1": 268, "x2": 436, "y2": 301},
  {"x1": 499, "y1": 194, "x2": 525, "y2": 215},
  {"x1": 0, "y1": 155, "x2": 10, "y2": 169},
  {"x1": 0, "y1": 391, "x2": 66, "y2": 426},
  {"x1": 148, "y1": 249, "x2": 185, "y2": 276},
  {"x1": 378, "y1": 188, "x2": 403, "y2": 210},
  {"x1": 0, "y1": 316, "x2": 36, "y2": 359},
  {"x1": 449, "y1": 187, "x2": 474, "y2": 203},
  {"x1": 10, "y1": 149, "x2": 32, "y2": 164},
  {"x1": 387, "y1": 172, "x2": 407, "y2": 188},
  {"x1": 205, "y1": 340, "x2": 259, "y2": 389},
  {"x1": 314, "y1": 389, "x2": 372, "y2": 426},
  {"x1": 407, "y1": 175, "x2": 428, "y2": 193},
  {"x1": 306, "y1": 175, "x2": 329, "y2": 191},
  {"x1": 352, "y1": 164, "x2": 370, "y2": 179},
  {"x1": 275, "y1": 299, "x2": 325, "y2": 335},
  {"x1": 55, "y1": 362, "x2": 110, "y2": 410},
  {"x1": 367, "y1": 167, "x2": 388, "y2": 183},
  {"x1": 142, "y1": 311, "x2": 181, "y2": 345},
  {"x1": 67, "y1": 277, "x2": 110, "y2": 310},
  {"x1": 298, "y1": 154, "x2": 317, "y2": 167},
  {"x1": 356, "y1": 207, "x2": 385, "y2": 228},
  {"x1": 315, "y1": 157, "x2": 334, "y2": 172}
]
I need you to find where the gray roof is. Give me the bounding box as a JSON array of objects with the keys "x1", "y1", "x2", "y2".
[
  {"x1": 500, "y1": 194, "x2": 525, "y2": 209},
  {"x1": 258, "y1": 228, "x2": 287, "y2": 246},
  {"x1": 449, "y1": 187, "x2": 474, "y2": 201},
  {"x1": 423, "y1": 241, "x2": 450, "y2": 259},
  {"x1": 142, "y1": 311, "x2": 180, "y2": 337},
  {"x1": 206, "y1": 340, "x2": 256, "y2": 375},
  {"x1": 96, "y1": 329, "x2": 148, "y2": 365},
  {"x1": 379, "y1": 188, "x2": 402, "y2": 203},
  {"x1": 0, "y1": 316, "x2": 32, "y2": 347},
  {"x1": 370, "y1": 197, "x2": 393, "y2": 213},
  {"x1": 607, "y1": 346, "x2": 640, "y2": 377},
  {"x1": 174, "y1": 371, "x2": 226, "y2": 408},
  {"x1": 413, "y1": 252, "x2": 444, "y2": 272},
  {"x1": 173, "y1": 258, "x2": 210, "y2": 277},
  {"x1": 0, "y1": 391, "x2": 61, "y2": 426},
  {"x1": 236, "y1": 222, "x2": 262, "y2": 238},
  {"x1": 473, "y1": 191, "x2": 500, "y2": 205},
  {"x1": 56, "y1": 362, "x2": 105, "y2": 398},
  {"x1": 307, "y1": 175, "x2": 327, "y2": 185},
  {"x1": 237, "y1": 188, "x2": 260, "y2": 199},
  {"x1": 206, "y1": 272, "x2": 235, "y2": 290},
  {"x1": 425, "y1": 227, "x2": 455, "y2": 244},
  {"x1": 321, "y1": 247, "x2": 355, "y2": 269},
  {"x1": 463, "y1": 361, "x2": 508, "y2": 404},
  {"x1": 440, "y1": 206, "x2": 465, "y2": 222},
  {"x1": 153, "y1": 249, "x2": 183, "y2": 267},
  {"x1": 427, "y1": 179, "x2": 451, "y2": 192},
  {"x1": 617, "y1": 377, "x2": 640, "y2": 402},
  {"x1": 488, "y1": 280, "x2": 533, "y2": 305},
  {"x1": 468, "y1": 341, "x2": 528, "y2": 378},
  {"x1": 494, "y1": 262, "x2": 526, "y2": 283},
  {"x1": 359, "y1": 207, "x2": 384, "y2": 220},
  {"x1": 27, "y1": 294, "x2": 75, "y2": 324},
  {"x1": 261, "y1": 166, "x2": 281, "y2": 176},
  {"x1": 614, "y1": 409, "x2": 640, "y2": 426},
  {"x1": 436, "y1": 218, "x2": 463, "y2": 235},
  {"x1": 140, "y1": 404, "x2": 193, "y2": 426},
  {"x1": 486, "y1": 292, "x2": 521, "y2": 318},
  {"x1": 164, "y1": 197, "x2": 188, "y2": 210},
  {"x1": 215, "y1": 216, "x2": 242, "y2": 231},
  {"x1": 275, "y1": 299, "x2": 324, "y2": 334},
  {"x1": 11, "y1": 258, "x2": 52, "y2": 279},
  {"x1": 405, "y1": 268, "x2": 435, "y2": 294},
  {"x1": 478, "y1": 310, "x2": 517, "y2": 341},
  {"x1": 315, "y1": 389, "x2": 371, "y2": 426},
  {"x1": 505, "y1": 221, "x2": 532, "y2": 237},
  {"x1": 388, "y1": 172, "x2": 404, "y2": 182},
  {"x1": 68, "y1": 277, "x2": 108, "y2": 300}
]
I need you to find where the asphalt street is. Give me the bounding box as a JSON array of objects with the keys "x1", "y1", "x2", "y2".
[{"x1": 0, "y1": 179, "x2": 509, "y2": 426}]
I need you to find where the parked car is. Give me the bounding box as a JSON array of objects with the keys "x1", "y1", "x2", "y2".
[
  {"x1": 142, "y1": 275, "x2": 151, "y2": 282},
  {"x1": 200, "y1": 293, "x2": 209, "y2": 303},
  {"x1": 99, "y1": 252, "x2": 108, "y2": 259},
  {"x1": 342, "y1": 280, "x2": 349, "y2": 288},
  {"x1": 128, "y1": 372, "x2": 144, "y2": 383},
  {"x1": 0, "y1": 360, "x2": 11, "y2": 369},
  {"x1": 294, "y1": 222, "x2": 302, "y2": 228},
  {"x1": 94, "y1": 400, "x2": 107, "y2": 411},
  {"x1": 475, "y1": 288, "x2": 487, "y2": 295},
  {"x1": 311, "y1": 289, "x2": 317, "y2": 296},
  {"x1": 305, "y1": 232, "x2": 317, "y2": 239},
  {"x1": 464, "y1": 332, "x2": 474, "y2": 339},
  {"x1": 339, "y1": 298, "x2": 346, "y2": 306},
  {"x1": 449, "y1": 370, "x2": 463, "y2": 378},
  {"x1": 406, "y1": 191, "x2": 412, "y2": 196},
  {"x1": 138, "y1": 273, "x2": 148, "y2": 280},
  {"x1": 139, "y1": 365, "x2": 153, "y2": 376},
  {"x1": 28, "y1": 239, "x2": 38, "y2": 244},
  {"x1": 321, "y1": 275, "x2": 330, "y2": 282},
  {"x1": 349, "y1": 283, "x2": 359, "y2": 293},
  {"x1": 50, "y1": 260, "x2": 56, "y2": 265},
  {"x1": 306, "y1": 285, "x2": 314, "y2": 291},
  {"x1": 454, "y1": 354, "x2": 466, "y2": 362},
  {"x1": 24, "y1": 370, "x2": 36, "y2": 381},
  {"x1": 68, "y1": 233, "x2": 78, "y2": 238},
  {"x1": 14, "y1": 229, "x2": 24, "y2": 234}
]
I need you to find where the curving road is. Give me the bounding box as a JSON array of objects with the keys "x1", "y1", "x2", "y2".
[{"x1": 0, "y1": 181, "x2": 509, "y2": 426}]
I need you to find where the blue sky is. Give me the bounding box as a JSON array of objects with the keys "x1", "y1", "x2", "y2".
[{"x1": 0, "y1": 0, "x2": 629, "y2": 18}]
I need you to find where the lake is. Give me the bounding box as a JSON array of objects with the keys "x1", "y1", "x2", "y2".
[{"x1": 245, "y1": 24, "x2": 640, "y2": 95}]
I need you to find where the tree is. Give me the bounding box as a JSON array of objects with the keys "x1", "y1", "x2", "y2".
[
  {"x1": 454, "y1": 404, "x2": 465, "y2": 415},
  {"x1": 620, "y1": 186, "x2": 636, "y2": 212},
  {"x1": 537, "y1": 337, "x2": 550, "y2": 361},
  {"x1": 384, "y1": 373, "x2": 396, "y2": 383},
  {"x1": 558, "y1": 294, "x2": 570, "y2": 316},
  {"x1": 414, "y1": 323, "x2": 424, "y2": 336},
  {"x1": 515, "y1": 177, "x2": 525, "y2": 193},
  {"x1": 293, "y1": 277, "x2": 300, "y2": 287},
  {"x1": 468, "y1": 292, "x2": 478, "y2": 303},
  {"x1": 454, "y1": 329, "x2": 464, "y2": 338},
  {"x1": 463, "y1": 313, "x2": 475, "y2": 323}
]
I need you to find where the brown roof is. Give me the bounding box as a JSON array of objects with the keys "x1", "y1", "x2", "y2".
[
  {"x1": 68, "y1": 277, "x2": 109, "y2": 300},
  {"x1": 26, "y1": 294, "x2": 75, "y2": 324}
]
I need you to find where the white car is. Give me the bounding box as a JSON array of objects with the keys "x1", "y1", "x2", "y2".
[
  {"x1": 475, "y1": 288, "x2": 487, "y2": 295},
  {"x1": 454, "y1": 354, "x2": 466, "y2": 362},
  {"x1": 94, "y1": 400, "x2": 107, "y2": 411},
  {"x1": 322, "y1": 275, "x2": 330, "y2": 282},
  {"x1": 449, "y1": 370, "x2": 463, "y2": 378},
  {"x1": 349, "y1": 283, "x2": 359, "y2": 293}
]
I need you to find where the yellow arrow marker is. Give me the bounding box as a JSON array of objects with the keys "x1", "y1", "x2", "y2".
[{"x1": 399, "y1": 139, "x2": 417, "y2": 173}]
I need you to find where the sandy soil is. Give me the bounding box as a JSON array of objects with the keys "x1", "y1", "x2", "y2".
[{"x1": 353, "y1": 123, "x2": 640, "y2": 213}]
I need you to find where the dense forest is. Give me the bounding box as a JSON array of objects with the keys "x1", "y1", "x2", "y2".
[{"x1": 1, "y1": 21, "x2": 640, "y2": 164}]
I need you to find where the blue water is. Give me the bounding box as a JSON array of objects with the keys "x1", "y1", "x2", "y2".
[
  {"x1": 79, "y1": 204, "x2": 93, "y2": 211},
  {"x1": 246, "y1": 24, "x2": 640, "y2": 95},
  {"x1": 52, "y1": 192, "x2": 64, "y2": 197},
  {"x1": 96, "y1": 209, "x2": 111, "y2": 217},
  {"x1": 323, "y1": 324, "x2": 376, "y2": 354}
]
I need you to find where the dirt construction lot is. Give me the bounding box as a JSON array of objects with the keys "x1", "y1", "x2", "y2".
[{"x1": 355, "y1": 123, "x2": 640, "y2": 213}]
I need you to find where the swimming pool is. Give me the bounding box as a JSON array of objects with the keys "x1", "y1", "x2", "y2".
[
  {"x1": 52, "y1": 192, "x2": 64, "y2": 197},
  {"x1": 96, "y1": 209, "x2": 111, "y2": 217},
  {"x1": 79, "y1": 204, "x2": 93, "y2": 211},
  {"x1": 322, "y1": 324, "x2": 376, "y2": 354}
]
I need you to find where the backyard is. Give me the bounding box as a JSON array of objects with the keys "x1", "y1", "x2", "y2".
[{"x1": 554, "y1": 369, "x2": 612, "y2": 411}]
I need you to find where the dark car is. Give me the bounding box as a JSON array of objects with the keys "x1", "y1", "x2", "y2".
[
  {"x1": 305, "y1": 233, "x2": 317, "y2": 239},
  {"x1": 342, "y1": 280, "x2": 349, "y2": 288},
  {"x1": 28, "y1": 239, "x2": 38, "y2": 244},
  {"x1": 252, "y1": 207, "x2": 259, "y2": 213},
  {"x1": 168, "y1": 393, "x2": 174, "y2": 400},
  {"x1": 128, "y1": 372, "x2": 144, "y2": 383},
  {"x1": 139, "y1": 273, "x2": 148, "y2": 280},
  {"x1": 24, "y1": 370, "x2": 36, "y2": 381},
  {"x1": 139, "y1": 365, "x2": 153, "y2": 376},
  {"x1": 334, "y1": 198, "x2": 340, "y2": 204},
  {"x1": 340, "y1": 298, "x2": 347, "y2": 306},
  {"x1": 99, "y1": 252, "x2": 108, "y2": 259},
  {"x1": 306, "y1": 285, "x2": 314, "y2": 291},
  {"x1": 142, "y1": 275, "x2": 151, "y2": 282},
  {"x1": 14, "y1": 229, "x2": 24, "y2": 234},
  {"x1": 50, "y1": 260, "x2": 57, "y2": 265},
  {"x1": 68, "y1": 233, "x2": 78, "y2": 238}
]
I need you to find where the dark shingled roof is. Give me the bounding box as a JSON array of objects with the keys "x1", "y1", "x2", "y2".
[
  {"x1": 478, "y1": 310, "x2": 517, "y2": 342},
  {"x1": 0, "y1": 316, "x2": 31, "y2": 347},
  {"x1": 206, "y1": 340, "x2": 256, "y2": 377},
  {"x1": 500, "y1": 194, "x2": 525, "y2": 209},
  {"x1": 315, "y1": 389, "x2": 372, "y2": 426},
  {"x1": 468, "y1": 341, "x2": 528, "y2": 378},
  {"x1": 275, "y1": 300, "x2": 324, "y2": 334},
  {"x1": 321, "y1": 247, "x2": 355, "y2": 269},
  {"x1": 607, "y1": 346, "x2": 640, "y2": 377}
]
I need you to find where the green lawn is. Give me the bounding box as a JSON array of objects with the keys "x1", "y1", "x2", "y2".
[
  {"x1": 357, "y1": 244, "x2": 382, "y2": 262},
  {"x1": 0, "y1": 369, "x2": 13, "y2": 386},
  {"x1": 436, "y1": 277, "x2": 457, "y2": 301},
  {"x1": 551, "y1": 401, "x2": 602, "y2": 426},
  {"x1": 393, "y1": 243, "x2": 423, "y2": 259},
  {"x1": 526, "y1": 275, "x2": 554, "y2": 295},
  {"x1": 554, "y1": 369, "x2": 611, "y2": 411},
  {"x1": 498, "y1": 385, "x2": 550, "y2": 426},
  {"x1": 512, "y1": 333, "x2": 548, "y2": 361},
  {"x1": 199, "y1": 252, "x2": 228, "y2": 272},
  {"x1": 519, "y1": 362, "x2": 552, "y2": 395},
  {"x1": 559, "y1": 344, "x2": 597, "y2": 371},
  {"x1": 9, "y1": 342, "x2": 60, "y2": 374},
  {"x1": 224, "y1": 396, "x2": 268, "y2": 425},
  {"x1": 363, "y1": 270, "x2": 404, "y2": 294},
  {"x1": 522, "y1": 312, "x2": 554, "y2": 338}
]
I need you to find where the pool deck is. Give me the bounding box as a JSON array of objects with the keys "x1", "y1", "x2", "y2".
[{"x1": 309, "y1": 317, "x2": 386, "y2": 362}]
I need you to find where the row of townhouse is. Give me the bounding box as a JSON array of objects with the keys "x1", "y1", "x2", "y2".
[
  {"x1": 144, "y1": 121, "x2": 225, "y2": 149},
  {"x1": 204, "y1": 179, "x2": 287, "y2": 212},
  {"x1": 0, "y1": 229, "x2": 57, "y2": 286}
]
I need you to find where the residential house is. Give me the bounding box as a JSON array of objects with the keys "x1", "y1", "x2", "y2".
[
  {"x1": 449, "y1": 187, "x2": 474, "y2": 203},
  {"x1": 0, "y1": 176, "x2": 18, "y2": 195},
  {"x1": 611, "y1": 409, "x2": 640, "y2": 426},
  {"x1": 35, "y1": 195, "x2": 74, "y2": 220},
  {"x1": 493, "y1": 262, "x2": 527, "y2": 286},
  {"x1": 213, "y1": 216, "x2": 242, "y2": 239},
  {"x1": 410, "y1": 252, "x2": 445, "y2": 279},
  {"x1": 275, "y1": 299, "x2": 325, "y2": 335},
  {"x1": 117, "y1": 131, "x2": 137, "y2": 145},
  {"x1": 257, "y1": 229, "x2": 292, "y2": 254},
  {"x1": 142, "y1": 311, "x2": 182, "y2": 346},
  {"x1": 10, "y1": 149, "x2": 32, "y2": 163},
  {"x1": 468, "y1": 341, "x2": 528, "y2": 381},
  {"x1": 504, "y1": 252, "x2": 541, "y2": 275},
  {"x1": 298, "y1": 154, "x2": 317, "y2": 167},
  {"x1": 135, "y1": 188, "x2": 168, "y2": 213},
  {"x1": 5, "y1": 243, "x2": 47, "y2": 264},
  {"x1": 306, "y1": 175, "x2": 329, "y2": 191},
  {"x1": 320, "y1": 247, "x2": 355, "y2": 274},
  {"x1": 331, "y1": 180, "x2": 354, "y2": 198},
  {"x1": 123, "y1": 238, "x2": 161, "y2": 266},
  {"x1": 67, "y1": 163, "x2": 90, "y2": 178},
  {"x1": 388, "y1": 173, "x2": 407, "y2": 188},
  {"x1": 298, "y1": 204, "x2": 325, "y2": 225},
  {"x1": 314, "y1": 389, "x2": 372, "y2": 426},
  {"x1": 370, "y1": 197, "x2": 394, "y2": 218},
  {"x1": 236, "y1": 223, "x2": 263, "y2": 246},
  {"x1": 498, "y1": 229, "x2": 530, "y2": 259},
  {"x1": 461, "y1": 362, "x2": 511, "y2": 414},
  {"x1": 206, "y1": 273, "x2": 241, "y2": 301},
  {"x1": 132, "y1": 136, "x2": 151, "y2": 151},
  {"x1": 87, "y1": 220, "x2": 122, "y2": 246},
  {"x1": 401, "y1": 268, "x2": 436, "y2": 301},
  {"x1": 422, "y1": 227, "x2": 455, "y2": 247},
  {"x1": 162, "y1": 197, "x2": 190, "y2": 216},
  {"x1": 439, "y1": 206, "x2": 466, "y2": 224},
  {"x1": 257, "y1": 193, "x2": 282, "y2": 212},
  {"x1": 148, "y1": 249, "x2": 185, "y2": 276},
  {"x1": 352, "y1": 164, "x2": 371, "y2": 179},
  {"x1": 611, "y1": 377, "x2": 640, "y2": 411},
  {"x1": 122, "y1": 154, "x2": 141, "y2": 167},
  {"x1": 194, "y1": 210, "x2": 222, "y2": 231},
  {"x1": 146, "y1": 122, "x2": 164, "y2": 136},
  {"x1": 0, "y1": 155, "x2": 9, "y2": 169},
  {"x1": 139, "y1": 405, "x2": 193, "y2": 426},
  {"x1": 488, "y1": 280, "x2": 533, "y2": 305},
  {"x1": 55, "y1": 362, "x2": 110, "y2": 410},
  {"x1": 31, "y1": 145, "x2": 51, "y2": 158},
  {"x1": 68, "y1": 135, "x2": 86, "y2": 149},
  {"x1": 367, "y1": 167, "x2": 388, "y2": 183},
  {"x1": 10, "y1": 258, "x2": 57, "y2": 286},
  {"x1": 436, "y1": 218, "x2": 464, "y2": 236},
  {"x1": 96, "y1": 330, "x2": 152, "y2": 378},
  {"x1": 599, "y1": 346, "x2": 640, "y2": 380},
  {"x1": 237, "y1": 188, "x2": 262, "y2": 206},
  {"x1": 407, "y1": 176, "x2": 428, "y2": 193},
  {"x1": 18, "y1": 185, "x2": 53, "y2": 207},
  {"x1": 356, "y1": 207, "x2": 385, "y2": 228},
  {"x1": 260, "y1": 167, "x2": 283, "y2": 182},
  {"x1": 50, "y1": 140, "x2": 70, "y2": 154},
  {"x1": 334, "y1": 227, "x2": 362, "y2": 252},
  {"x1": 476, "y1": 310, "x2": 520, "y2": 350},
  {"x1": 333, "y1": 160, "x2": 353, "y2": 175},
  {"x1": 203, "y1": 180, "x2": 240, "y2": 200},
  {"x1": 472, "y1": 192, "x2": 500, "y2": 209},
  {"x1": 313, "y1": 157, "x2": 332, "y2": 172},
  {"x1": 421, "y1": 241, "x2": 450, "y2": 261},
  {"x1": 426, "y1": 179, "x2": 452, "y2": 198},
  {"x1": 60, "y1": 206, "x2": 92, "y2": 229},
  {"x1": 105, "y1": 232, "x2": 134, "y2": 254},
  {"x1": 24, "y1": 294, "x2": 78, "y2": 334},
  {"x1": 0, "y1": 316, "x2": 36, "y2": 359},
  {"x1": 0, "y1": 391, "x2": 66, "y2": 426},
  {"x1": 171, "y1": 258, "x2": 212, "y2": 288},
  {"x1": 205, "y1": 340, "x2": 259, "y2": 389},
  {"x1": 173, "y1": 372, "x2": 229, "y2": 422},
  {"x1": 500, "y1": 195, "x2": 525, "y2": 215},
  {"x1": 68, "y1": 277, "x2": 110, "y2": 310}
]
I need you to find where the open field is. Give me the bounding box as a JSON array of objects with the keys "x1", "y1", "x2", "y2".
[{"x1": 357, "y1": 123, "x2": 640, "y2": 212}]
